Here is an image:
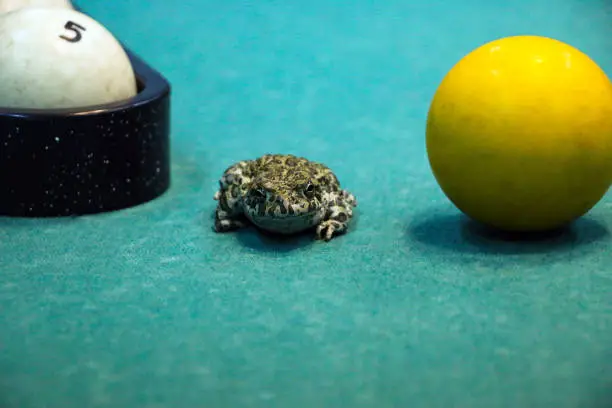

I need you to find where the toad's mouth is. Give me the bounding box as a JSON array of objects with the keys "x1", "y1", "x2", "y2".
[
  {"x1": 245, "y1": 207, "x2": 318, "y2": 220},
  {"x1": 244, "y1": 205, "x2": 323, "y2": 233},
  {"x1": 244, "y1": 200, "x2": 321, "y2": 218}
]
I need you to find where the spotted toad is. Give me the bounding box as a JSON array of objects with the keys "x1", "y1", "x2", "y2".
[{"x1": 213, "y1": 154, "x2": 357, "y2": 241}]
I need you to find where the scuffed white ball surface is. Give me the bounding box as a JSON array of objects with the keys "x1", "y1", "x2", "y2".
[
  {"x1": 0, "y1": 7, "x2": 137, "y2": 109},
  {"x1": 0, "y1": 0, "x2": 73, "y2": 14}
]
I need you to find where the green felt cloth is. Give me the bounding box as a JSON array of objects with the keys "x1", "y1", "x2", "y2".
[{"x1": 2, "y1": 0, "x2": 612, "y2": 407}]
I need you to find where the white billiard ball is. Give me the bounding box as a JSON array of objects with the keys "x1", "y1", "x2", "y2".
[
  {"x1": 0, "y1": 0, "x2": 72, "y2": 14},
  {"x1": 0, "y1": 7, "x2": 137, "y2": 110}
]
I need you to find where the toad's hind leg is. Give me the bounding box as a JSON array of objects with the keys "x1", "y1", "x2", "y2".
[{"x1": 316, "y1": 189, "x2": 357, "y2": 241}]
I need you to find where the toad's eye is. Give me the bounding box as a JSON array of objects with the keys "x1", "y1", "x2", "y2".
[{"x1": 303, "y1": 183, "x2": 316, "y2": 197}]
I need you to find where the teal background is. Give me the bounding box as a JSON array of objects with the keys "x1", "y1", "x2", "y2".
[{"x1": 2, "y1": 1, "x2": 612, "y2": 407}]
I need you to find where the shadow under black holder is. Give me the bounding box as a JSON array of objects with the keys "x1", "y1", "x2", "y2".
[{"x1": 0, "y1": 5, "x2": 171, "y2": 217}]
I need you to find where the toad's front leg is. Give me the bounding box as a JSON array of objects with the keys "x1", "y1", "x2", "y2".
[
  {"x1": 213, "y1": 187, "x2": 247, "y2": 232},
  {"x1": 213, "y1": 163, "x2": 252, "y2": 232},
  {"x1": 315, "y1": 190, "x2": 357, "y2": 241}
]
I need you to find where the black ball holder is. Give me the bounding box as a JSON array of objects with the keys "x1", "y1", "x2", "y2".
[{"x1": 0, "y1": 44, "x2": 171, "y2": 217}]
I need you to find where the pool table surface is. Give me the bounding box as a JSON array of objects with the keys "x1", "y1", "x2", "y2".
[{"x1": 2, "y1": 0, "x2": 612, "y2": 407}]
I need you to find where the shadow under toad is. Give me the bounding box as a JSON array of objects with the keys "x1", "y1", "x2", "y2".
[
  {"x1": 207, "y1": 208, "x2": 361, "y2": 254},
  {"x1": 235, "y1": 227, "x2": 317, "y2": 253}
]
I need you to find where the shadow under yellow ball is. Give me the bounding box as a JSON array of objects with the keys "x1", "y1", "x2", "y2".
[{"x1": 426, "y1": 35, "x2": 612, "y2": 232}]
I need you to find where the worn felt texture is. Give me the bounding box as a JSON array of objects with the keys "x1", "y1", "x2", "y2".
[{"x1": 2, "y1": 0, "x2": 612, "y2": 407}]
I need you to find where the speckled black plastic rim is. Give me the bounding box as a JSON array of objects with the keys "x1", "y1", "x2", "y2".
[{"x1": 0, "y1": 48, "x2": 172, "y2": 217}]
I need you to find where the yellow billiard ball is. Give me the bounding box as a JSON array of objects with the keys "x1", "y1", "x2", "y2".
[
  {"x1": 426, "y1": 35, "x2": 612, "y2": 232},
  {"x1": 0, "y1": 7, "x2": 137, "y2": 109}
]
